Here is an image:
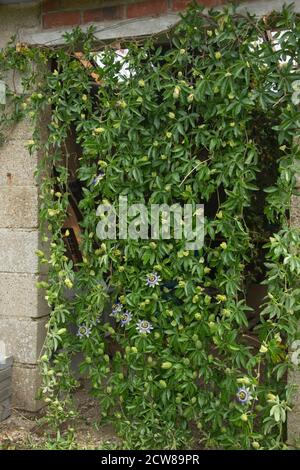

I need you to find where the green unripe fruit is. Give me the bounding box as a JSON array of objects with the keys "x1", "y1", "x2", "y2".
[
  {"x1": 159, "y1": 380, "x2": 167, "y2": 389},
  {"x1": 161, "y1": 361, "x2": 172, "y2": 369},
  {"x1": 104, "y1": 354, "x2": 110, "y2": 363},
  {"x1": 194, "y1": 313, "x2": 202, "y2": 320},
  {"x1": 191, "y1": 396, "x2": 197, "y2": 404}
]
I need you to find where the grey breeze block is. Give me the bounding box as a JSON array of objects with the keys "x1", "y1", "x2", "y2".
[{"x1": 0, "y1": 356, "x2": 13, "y2": 421}]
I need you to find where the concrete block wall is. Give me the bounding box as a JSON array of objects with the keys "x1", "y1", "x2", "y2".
[
  {"x1": 288, "y1": 192, "x2": 300, "y2": 446},
  {"x1": 0, "y1": 120, "x2": 49, "y2": 411},
  {"x1": 0, "y1": 1, "x2": 48, "y2": 412}
]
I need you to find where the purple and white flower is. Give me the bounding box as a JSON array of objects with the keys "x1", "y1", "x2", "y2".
[
  {"x1": 77, "y1": 324, "x2": 92, "y2": 338},
  {"x1": 120, "y1": 310, "x2": 132, "y2": 326},
  {"x1": 91, "y1": 315, "x2": 101, "y2": 326},
  {"x1": 111, "y1": 302, "x2": 123, "y2": 316},
  {"x1": 136, "y1": 319, "x2": 153, "y2": 334},
  {"x1": 92, "y1": 171, "x2": 105, "y2": 185},
  {"x1": 145, "y1": 272, "x2": 161, "y2": 288},
  {"x1": 236, "y1": 387, "x2": 253, "y2": 404}
]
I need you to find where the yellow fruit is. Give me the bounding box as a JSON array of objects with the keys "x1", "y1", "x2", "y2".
[
  {"x1": 252, "y1": 441, "x2": 260, "y2": 449},
  {"x1": 259, "y1": 344, "x2": 268, "y2": 353},
  {"x1": 173, "y1": 86, "x2": 180, "y2": 99},
  {"x1": 64, "y1": 278, "x2": 73, "y2": 289}
]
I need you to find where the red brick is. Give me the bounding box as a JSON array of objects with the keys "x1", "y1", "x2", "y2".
[
  {"x1": 172, "y1": 0, "x2": 223, "y2": 12},
  {"x1": 42, "y1": 11, "x2": 81, "y2": 29},
  {"x1": 42, "y1": 0, "x2": 61, "y2": 12},
  {"x1": 83, "y1": 5, "x2": 124, "y2": 24},
  {"x1": 127, "y1": 0, "x2": 168, "y2": 19}
]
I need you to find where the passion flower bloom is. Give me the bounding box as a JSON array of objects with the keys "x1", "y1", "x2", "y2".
[
  {"x1": 92, "y1": 171, "x2": 105, "y2": 185},
  {"x1": 77, "y1": 324, "x2": 92, "y2": 338},
  {"x1": 111, "y1": 303, "x2": 123, "y2": 316},
  {"x1": 91, "y1": 315, "x2": 101, "y2": 326},
  {"x1": 136, "y1": 320, "x2": 153, "y2": 334},
  {"x1": 120, "y1": 310, "x2": 132, "y2": 326},
  {"x1": 146, "y1": 272, "x2": 161, "y2": 288},
  {"x1": 236, "y1": 387, "x2": 253, "y2": 404}
]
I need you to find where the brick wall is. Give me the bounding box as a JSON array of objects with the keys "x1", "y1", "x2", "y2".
[{"x1": 42, "y1": 0, "x2": 225, "y2": 29}]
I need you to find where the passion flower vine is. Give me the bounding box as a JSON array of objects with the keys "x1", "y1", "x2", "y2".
[{"x1": 1, "y1": 2, "x2": 300, "y2": 450}]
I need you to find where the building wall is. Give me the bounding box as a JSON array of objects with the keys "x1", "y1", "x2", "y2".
[
  {"x1": 0, "y1": 2, "x2": 48, "y2": 411},
  {"x1": 0, "y1": 2, "x2": 300, "y2": 446}
]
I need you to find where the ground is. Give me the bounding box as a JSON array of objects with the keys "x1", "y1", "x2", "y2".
[{"x1": 0, "y1": 380, "x2": 120, "y2": 450}]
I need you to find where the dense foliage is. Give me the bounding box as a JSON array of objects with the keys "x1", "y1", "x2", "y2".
[{"x1": 1, "y1": 3, "x2": 300, "y2": 450}]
